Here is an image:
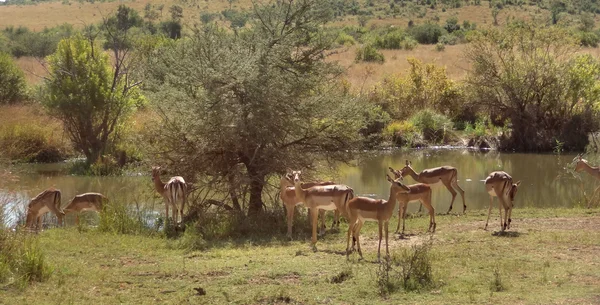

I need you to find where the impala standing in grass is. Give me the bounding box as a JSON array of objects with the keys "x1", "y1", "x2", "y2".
[
  {"x1": 345, "y1": 174, "x2": 411, "y2": 261},
  {"x1": 484, "y1": 171, "x2": 521, "y2": 231},
  {"x1": 63, "y1": 192, "x2": 109, "y2": 226},
  {"x1": 25, "y1": 188, "x2": 64, "y2": 232},
  {"x1": 390, "y1": 161, "x2": 466, "y2": 214}
]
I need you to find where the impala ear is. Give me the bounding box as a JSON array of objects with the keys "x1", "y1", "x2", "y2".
[
  {"x1": 286, "y1": 168, "x2": 292, "y2": 174},
  {"x1": 388, "y1": 167, "x2": 395, "y2": 173},
  {"x1": 386, "y1": 174, "x2": 393, "y2": 182},
  {"x1": 514, "y1": 180, "x2": 521, "y2": 187},
  {"x1": 405, "y1": 160, "x2": 409, "y2": 166}
]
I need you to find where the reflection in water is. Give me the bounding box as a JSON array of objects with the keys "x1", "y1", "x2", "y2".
[
  {"x1": 0, "y1": 149, "x2": 594, "y2": 227},
  {"x1": 337, "y1": 149, "x2": 591, "y2": 212}
]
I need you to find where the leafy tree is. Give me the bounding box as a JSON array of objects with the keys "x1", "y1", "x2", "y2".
[
  {"x1": 169, "y1": 5, "x2": 183, "y2": 20},
  {"x1": 103, "y1": 5, "x2": 143, "y2": 50},
  {"x1": 143, "y1": 0, "x2": 369, "y2": 215},
  {"x1": 465, "y1": 22, "x2": 600, "y2": 151},
  {"x1": 42, "y1": 34, "x2": 142, "y2": 165},
  {"x1": 0, "y1": 52, "x2": 27, "y2": 104},
  {"x1": 368, "y1": 58, "x2": 464, "y2": 120}
]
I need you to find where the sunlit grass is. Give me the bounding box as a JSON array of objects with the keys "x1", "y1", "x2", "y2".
[{"x1": 0, "y1": 206, "x2": 598, "y2": 304}]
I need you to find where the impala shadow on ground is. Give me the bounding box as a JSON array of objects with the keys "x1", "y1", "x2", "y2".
[{"x1": 491, "y1": 231, "x2": 522, "y2": 238}]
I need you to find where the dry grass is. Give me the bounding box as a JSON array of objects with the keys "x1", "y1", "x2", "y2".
[
  {"x1": 14, "y1": 57, "x2": 47, "y2": 85},
  {"x1": 0, "y1": 104, "x2": 61, "y2": 132},
  {"x1": 0, "y1": 0, "x2": 254, "y2": 31}
]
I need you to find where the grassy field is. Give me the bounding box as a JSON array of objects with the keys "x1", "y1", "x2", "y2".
[{"x1": 1, "y1": 207, "x2": 599, "y2": 304}]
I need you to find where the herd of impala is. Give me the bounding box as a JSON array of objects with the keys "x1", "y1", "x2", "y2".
[{"x1": 22, "y1": 155, "x2": 597, "y2": 260}]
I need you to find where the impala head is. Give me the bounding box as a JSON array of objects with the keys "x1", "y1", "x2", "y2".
[
  {"x1": 509, "y1": 181, "x2": 521, "y2": 203},
  {"x1": 398, "y1": 160, "x2": 413, "y2": 178},
  {"x1": 388, "y1": 167, "x2": 403, "y2": 180},
  {"x1": 151, "y1": 166, "x2": 161, "y2": 181},
  {"x1": 386, "y1": 174, "x2": 410, "y2": 193},
  {"x1": 281, "y1": 169, "x2": 294, "y2": 186},
  {"x1": 573, "y1": 154, "x2": 587, "y2": 172},
  {"x1": 291, "y1": 170, "x2": 302, "y2": 185}
]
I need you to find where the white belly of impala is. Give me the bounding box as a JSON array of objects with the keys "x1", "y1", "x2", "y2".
[
  {"x1": 358, "y1": 215, "x2": 377, "y2": 222},
  {"x1": 319, "y1": 202, "x2": 337, "y2": 211},
  {"x1": 37, "y1": 206, "x2": 49, "y2": 216}
]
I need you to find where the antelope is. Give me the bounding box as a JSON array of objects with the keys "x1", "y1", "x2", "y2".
[
  {"x1": 574, "y1": 154, "x2": 600, "y2": 206},
  {"x1": 395, "y1": 183, "x2": 435, "y2": 235},
  {"x1": 484, "y1": 171, "x2": 521, "y2": 231},
  {"x1": 390, "y1": 160, "x2": 466, "y2": 214},
  {"x1": 152, "y1": 166, "x2": 187, "y2": 225},
  {"x1": 290, "y1": 170, "x2": 354, "y2": 248},
  {"x1": 63, "y1": 193, "x2": 109, "y2": 225},
  {"x1": 345, "y1": 174, "x2": 411, "y2": 261},
  {"x1": 279, "y1": 172, "x2": 339, "y2": 239},
  {"x1": 25, "y1": 188, "x2": 64, "y2": 232}
]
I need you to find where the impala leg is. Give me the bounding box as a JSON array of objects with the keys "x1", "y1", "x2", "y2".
[
  {"x1": 76, "y1": 214, "x2": 80, "y2": 226},
  {"x1": 285, "y1": 203, "x2": 294, "y2": 239},
  {"x1": 452, "y1": 180, "x2": 467, "y2": 213},
  {"x1": 354, "y1": 220, "x2": 364, "y2": 259},
  {"x1": 396, "y1": 201, "x2": 403, "y2": 233},
  {"x1": 384, "y1": 221, "x2": 390, "y2": 258},
  {"x1": 165, "y1": 202, "x2": 170, "y2": 226},
  {"x1": 418, "y1": 203, "x2": 423, "y2": 213},
  {"x1": 442, "y1": 180, "x2": 458, "y2": 214},
  {"x1": 498, "y1": 201, "x2": 505, "y2": 231},
  {"x1": 346, "y1": 220, "x2": 354, "y2": 258},
  {"x1": 310, "y1": 207, "x2": 319, "y2": 249},
  {"x1": 485, "y1": 196, "x2": 493, "y2": 230},
  {"x1": 37, "y1": 216, "x2": 42, "y2": 232},
  {"x1": 424, "y1": 198, "x2": 436, "y2": 233},
  {"x1": 318, "y1": 209, "x2": 326, "y2": 236},
  {"x1": 507, "y1": 206, "x2": 512, "y2": 230},
  {"x1": 333, "y1": 209, "x2": 340, "y2": 228},
  {"x1": 377, "y1": 221, "x2": 383, "y2": 262}
]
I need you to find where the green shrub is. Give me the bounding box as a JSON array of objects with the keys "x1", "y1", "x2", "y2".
[
  {"x1": 435, "y1": 42, "x2": 445, "y2": 51},
  {"x1": 579, "y1": 31, "x2": 599, "y2": 47},
  {"x1": 98, "y1": 199, "x2": 153, "y2": 235},
  {"x1": 439, "y1": 34, "x2": 458, "y2": 45},
  {"x1": 376, "y1": 242, "x2": 435, "y2": 296},
  {"x1": 336, "y1": 32, "x2": 356, "y2": 46},
  {"x1": 0, "y1": 124, "x2": 66, "y2": 162},
  {"x1": 0, "y1": 53, "x2": 27, "y2": 104},
  {"x1": 409, "y1": 109, "x2": 453, "y2": 143},
  {"x1": 408, "y1": 22, "x2": 445, "y2": 44},
  {"x1": 0, "y1": 230, "x2": 53, "y2": 287},
  {"x1": 355, "y1": 44, "x2": 385, "y2": 63},
  {"x1": 401, "y1": 37, "x2": 418, "y2": 50},
  {"x1": 373, "y1": 29, "x2": 405, "y2": 49},
  {"x1": 384, "y1": 120, "x2": 418, "y2": 147}
]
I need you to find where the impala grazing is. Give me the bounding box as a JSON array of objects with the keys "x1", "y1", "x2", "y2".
[
  {"x1": 484, "y1": 171, "x2": 521, "y2": 231},
  {"x1": 25, "y1": 188, "x2": 64, "y2": 232},
  {"x1": 63, "y1": 192, "x2": 109, "y2": 225},
  {"x1": 574, "y1": 154, "x2": 600, "y2": 206},
  {"x1": 152, "y1": 166, "x2": 187, "y2": 225},
  {"x1": 390, "y1": 161, "x2": 466, "y2": 214},
  {"x1": 395, "y1": 183, "x2": 435, "y2": 235},
  {"x1": 345, "y1": 174, "x2": 411, "y2": 261},
  {"x1": 291, "y1": 170, "x2": 354, "y2": 248},
  {"x1": 280, "y1": 172, "x2": 338, "y2": 239}
]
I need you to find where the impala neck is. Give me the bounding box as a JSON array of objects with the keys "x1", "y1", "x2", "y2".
[
  {"x1": 405, "y1": 167, "x2": 421, "y2": 181},
  {"x1": 280, "y1": 177, "x2": 292, "y2": 194},
  {"x1": 386, "y1": 184, "x2": 399, "y2": 213},
  {"x1": 581, "y1": 162, "x2": 600, "y2": 179},
  {"x1": 293, "y1": 180, "x2": 306, "y2": 202},
  {"x1": 153, "y1": 175, "x2": 166, "y2": 194}
]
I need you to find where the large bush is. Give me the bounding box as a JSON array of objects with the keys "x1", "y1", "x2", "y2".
[
  {"x1": 466, "y1": 22, "x2": 600, "y2": 151},
  {"x1": 408, "y1": 23, "x2": 445, "y2": 44},
  {"x1": 355, "y1": 43, "x2": 385, "y2": 63},
  {"x1": 368, "y1": 58, "x2": 465, "y2": 120},
  {"x1": 0, "y1": 53, "x2": 27, "y2": 104}
]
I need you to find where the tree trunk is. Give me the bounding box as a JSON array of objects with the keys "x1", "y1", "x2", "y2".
[
  {"x1": 246, "y1": 165, "x2": 265, "y2": 216},
  {"x1": 228, "y1": 173, "x2": 242, "y2": 211}
]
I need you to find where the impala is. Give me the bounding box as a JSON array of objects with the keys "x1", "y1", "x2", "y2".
[
  {"x1": 390, "y1": 160, "x2": 466, "y2": 214},
  {"x1": 25, "y1": 188, "x2": 64, "y2": 232},
  {"x1": 574, "y1": 154, "x2": 600, "y2": 206},
  {"x1": 345, "y1": 174, "x2": 411, "y2": 261},
  {"x1": 152, "y1": 166, "x2": 187, "y2": 225},
  {"x1": 484, "y1": 171, "x2": 521, "y2": 231},
  {"x1": 280, "y1": 172, "x2": 339, "y2": 239},
  {"x1": 395, "y1": 183, "x2": 435, "y2": 235},
  {"x1": 291, "y1": 170, "x2": 354, "y2": 248},
  {"x1": 63, "y1": 192, "x2": 109, "y2": 225}
]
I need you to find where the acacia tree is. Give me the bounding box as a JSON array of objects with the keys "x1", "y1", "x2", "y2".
[
  {"x1": 143, "y1": 0, "x2": 369, "y2": 215},
  {"x1": 42, "y1": 33, "x2": 142, "y2": 164},
  {"x1": 466, "y1": 22, "x2": 600, "y2": 151}
]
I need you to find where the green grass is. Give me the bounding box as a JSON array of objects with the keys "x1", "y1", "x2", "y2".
[{"x1": 1, "y1": 207, "x2": 599, "y2": 304}]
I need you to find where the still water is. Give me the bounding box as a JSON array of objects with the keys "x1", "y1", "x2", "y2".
[{"x1": 0, "y1": 149, "x2": 594, "y2": 226}]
